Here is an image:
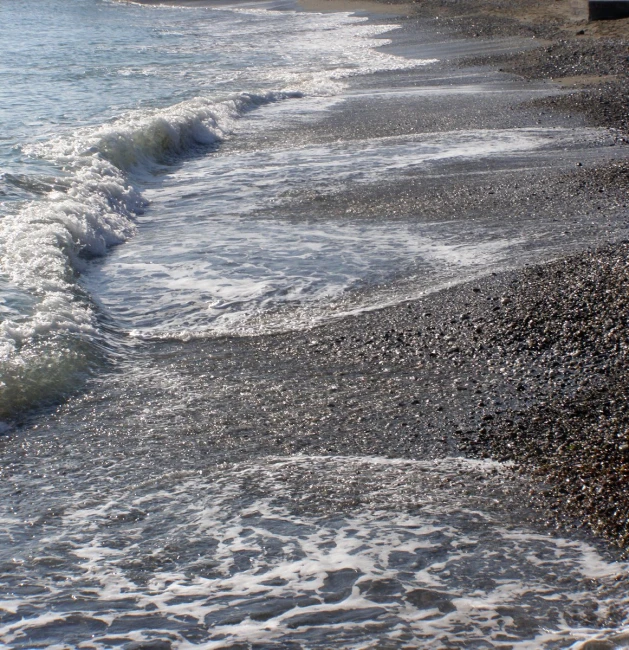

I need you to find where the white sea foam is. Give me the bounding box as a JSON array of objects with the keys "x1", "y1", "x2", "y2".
[
  {"x1": 81, "y1": 126, "x2": 613, "y2": 340},
  {"x1": 226, "y1": 9, "x2": 437, "y2": 92},
  {"x1": 0, "y1": 92, "x2": 304, "y2": 416},
  {"x1": 89, "y1": 216, "x2": 523, "y2": 340},
  {"x1": 1, "y1": 456, "x2": 627, "y2": 648},
  {"x1": 25, "y1": 91, "x2": 301, "y2": 175},
  {"x1": 0, "y1": 151, "x2": 143, "y2": 415}
]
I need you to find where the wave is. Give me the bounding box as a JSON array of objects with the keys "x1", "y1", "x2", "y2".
[
  {"x1": 26, "y1": 90, "x2": 301, "y2": 174},
  {"x1": 0, "y1": 91, "x2": 297, "y2": 419}
]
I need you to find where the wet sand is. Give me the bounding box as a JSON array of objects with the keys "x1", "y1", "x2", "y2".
[{"x1": 298, "y1": 0, "x2": 411, "y2": 14}]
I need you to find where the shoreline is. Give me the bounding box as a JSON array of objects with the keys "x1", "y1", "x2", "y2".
[
  {"x1": 297, "y1": 0, "x2": 410, "y2": 15},
  {"x1": 7, "y1": 1, "x2": 629, "y2": 645},
  {"x1": 14, "y1": 0, "x2": 629, "y2": 552},
  {"x1": 122, "y1": 0, "x2": 413, "y2": 12},
  {"x1": 226, "y1": 0, "x2": 629, "y2": 548}
]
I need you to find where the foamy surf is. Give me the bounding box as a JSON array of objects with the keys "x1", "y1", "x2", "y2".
[
  {"x1": 0, "y1": 92, "x2": 295, "y2": 417},
  {"x1": 79, "y1": 125, "x2": 621, "y2": 341},
  {"x1": 4, "y1": 2, "x2": 629, "y2": 648},
  {"x1": 26, "y1": 91, "x2": 303, "y2": 175},
  {"x1": 0, "y1": 93, "x2": 261, "y2": 416},
  {"x1": 2, "y1": 456, "x2": 627, "y2": 648}
]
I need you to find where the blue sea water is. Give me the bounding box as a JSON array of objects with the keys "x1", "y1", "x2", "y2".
[{"x1": 3, "y1": 1, "x2": 629, "y2": 647}]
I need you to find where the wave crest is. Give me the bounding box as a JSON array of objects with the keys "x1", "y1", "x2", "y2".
[
  {"x1": 1, "y1": 91, "x2": 297, "y2": 418},
  {"x1": 28, "y1": 91, "x2": 301, "y2": 174}
]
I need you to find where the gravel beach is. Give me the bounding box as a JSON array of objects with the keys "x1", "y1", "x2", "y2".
[
  {"x1": 211, "y1": 0, "x2": 629, "y2": 549},
  {"x1": 6, "y1": 1, "x2": 629, "y2": 645},
  {"x1": 395, "y1": 0, "x2": 629, "y2": 548}
]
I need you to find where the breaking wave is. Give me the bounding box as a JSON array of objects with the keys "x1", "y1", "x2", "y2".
[{"x1": 0, "y1": 91, "x2": 297, "y2": 418}]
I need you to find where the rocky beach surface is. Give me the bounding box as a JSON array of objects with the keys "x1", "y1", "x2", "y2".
[
  {"x1": 7, "y1": 1, "x2": 629, "y2": 646},
  {"x1": 383, "y1": 0, "x2": 629, "y2": 548},
  {"x1": 204, "y1": 0, "x2": 629, "y2": 551}
]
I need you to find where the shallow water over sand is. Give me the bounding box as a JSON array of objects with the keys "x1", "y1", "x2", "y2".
[
  {"x1": 84, "y1": 124, "x2": 624, "y2": 338},
  {"x1": 3, "y1": 456, "x2": 629, "y2": 649}
]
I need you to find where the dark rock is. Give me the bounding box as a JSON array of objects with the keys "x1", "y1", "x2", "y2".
[{"x1": 589, "y1": 1, "x2": 629, "y2": 21}]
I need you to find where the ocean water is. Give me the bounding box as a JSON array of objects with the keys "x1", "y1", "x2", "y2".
[
  {"x1": 2, "y1": 0, "x2": 629, "y2": 647},
  {"x1": 0, "y1": 0, "x2": 433, "y2": 416}
]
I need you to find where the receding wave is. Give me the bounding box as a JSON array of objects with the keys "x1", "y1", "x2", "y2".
[
  {"x1": 4, "y1": 456, "x2": 628, "y2": 648},
  {"x1": 0, "y1": 91, "x2": 297, "y2": 419}
]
